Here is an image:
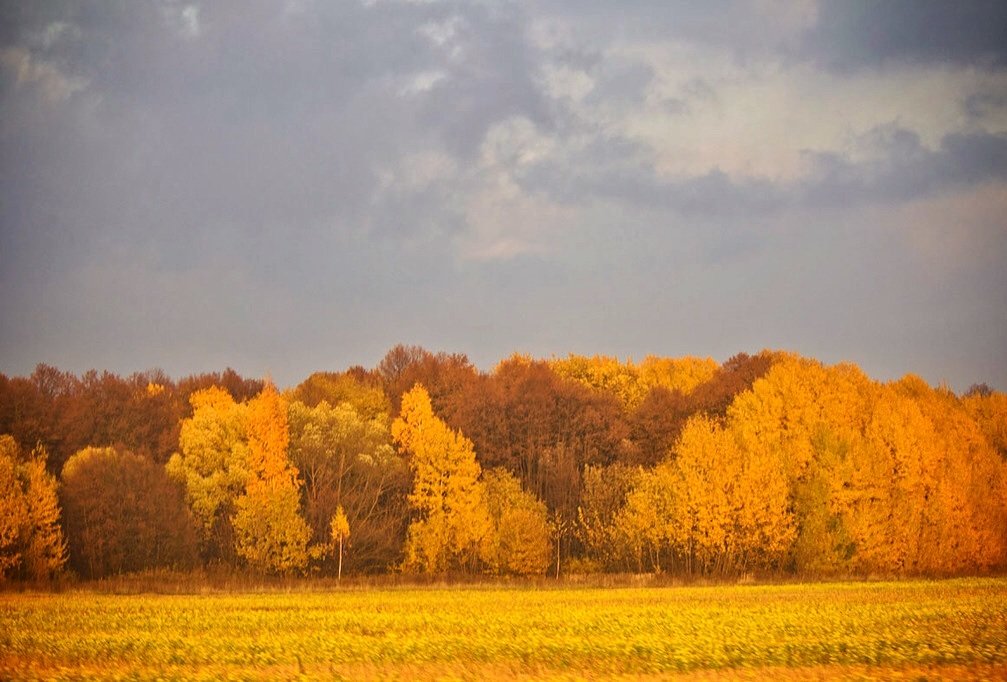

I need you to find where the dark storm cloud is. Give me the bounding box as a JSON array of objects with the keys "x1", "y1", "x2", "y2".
[{"x1": 803, "y1": 0, "x2": 1007, "y2": 70}]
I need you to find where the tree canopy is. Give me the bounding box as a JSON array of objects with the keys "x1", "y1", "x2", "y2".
[{"x1": 1, "y1": 347, "x2": 1005, "y2": 580}]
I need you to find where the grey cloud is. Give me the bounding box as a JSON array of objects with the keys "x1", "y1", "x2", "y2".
[
  {"x1": 585, "y1": 61, "x2": 654, "y2": 105},
  {"x1": 799, "y1": 128, "x2": 1007, "y2": 206},
  {"x1": 533, "y1": 1, "x2": 1007, "y2": 73},
  {"x1": 0, "y1": 0, "x2": 550, "y2": 263},
  {"x1": 417, "y1": 4, "x2": 552, "y2": 157},
  {"x1": 964, "y1": 92, "x2": 1007, "y2": 122},
  {"x1": 2, "y1": 1, "x2": 1005, "y2": 391},
  {"x1": 802, "y1": 1, "x2": 1007, "y2": 71},
  {"x1": 521, "y1": 120, "x2": 1006, "y2": 222}
]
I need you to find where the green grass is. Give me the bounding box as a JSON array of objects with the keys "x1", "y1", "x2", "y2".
[{"x1": 2, "y1": 578, "x2": 1006, "y2": 680}]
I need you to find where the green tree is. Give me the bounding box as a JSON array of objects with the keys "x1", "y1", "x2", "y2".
[
  {"x1": 166, "y1": 386, "x2": 249, "y2": 561},
  {"x1": 287, "y1": 399, "x2": 408, "y2": 574}
]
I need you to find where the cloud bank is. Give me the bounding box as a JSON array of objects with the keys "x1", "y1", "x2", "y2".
[{"x1": 1, "y1": 0, "x2": 1005, "y2": 389}]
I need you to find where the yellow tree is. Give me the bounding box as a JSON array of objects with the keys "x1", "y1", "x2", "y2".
[
  {"x1": 963, "y1": 389, "x2": 1007, "y2": 459},
  {"x1": 729, "y1": 428, "x2": 795, "y2": 573},
  {"x1": 0, "y1": 447, "x2": 25, "y2": 579},
  {"x1": 613, "y1": 462, "x2": 677, "y2": 572},
  {"x1": 897, "y1": 377, "x2": 1007, "y2": 573},
  {"x1": 0, "y1": 436, "x2": 66, "y2": 581},
  {"x1": 836, "y1": 389, "x2": 934, "y2": 573},
  {"x1": 483, "y1": 468, "x2": 551, "y2": 576},
  {"x1": 287, "y1": 399, "x2": 407, "y2": 574},
  {"x1": 578, "y1": 463, "x2": 642, "y2": 571},
  {"x1": 727, "y1": 357, "x2": 872, "y2": 574},
  {"x1": 392, "y1": 384, "x2": 491, "y2": 573},
  {"x1": 669, "y1": 416, "x2": 736, "y2": 573},
  {"x1": 232, "y1": 382, "x2": 312, "y2": 574},
  {"x1": 638, "y1": 356, "x2": 718, "y2": 396},
  {"x1": 549, "y1": 354, "x2": 646, "y2": 409}
]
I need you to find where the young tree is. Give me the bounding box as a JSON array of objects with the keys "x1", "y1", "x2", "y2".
[
  {"x1": 330, "y1": 506, "x2": 350, "y2": 581},
  {"x1": 0, "y1": 436, "x2": 66, "y2": 581},
  {"x1": 392, "y1": 385, "x2": 491, "y2": 573}
]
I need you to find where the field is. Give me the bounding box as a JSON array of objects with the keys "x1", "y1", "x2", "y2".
[{"x1": 2, "y1": 578, "x2": 1006, "y2": 680}]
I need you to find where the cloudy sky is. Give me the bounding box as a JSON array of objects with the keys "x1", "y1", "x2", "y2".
[{"x1": 1, "y1": 1, "x2": 1005, "y2": 390}]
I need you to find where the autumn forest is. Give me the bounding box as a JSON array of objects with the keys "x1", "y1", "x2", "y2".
[{"x1": 2, "y1": 346, "x2": 1006, "y2": 582}]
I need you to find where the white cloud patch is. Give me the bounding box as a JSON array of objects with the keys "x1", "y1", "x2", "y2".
[
  {"x1": 0, "y1": 46, "x2": 88, "y2": 103},
  {"x1": 455, "y1": 116, "x2": 575, "y2": 260},
  {"x1": 398, "y1": 69, "x2": 447, "y2": 96},
  {"x1": 161, "y1": 3, "x2": 202, "y2": 40},
  {"x1": 418, "y1": 15, "x2": 465, "y2": 61}
]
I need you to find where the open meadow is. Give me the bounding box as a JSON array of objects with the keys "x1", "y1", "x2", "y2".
[{"x1": 2, "y1": 577, "x2": 1006, "y2": 680}]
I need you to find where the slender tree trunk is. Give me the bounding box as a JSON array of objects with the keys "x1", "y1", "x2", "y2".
[{"x1": 338, "y1": 536, "x2": 343, "y2": 583}]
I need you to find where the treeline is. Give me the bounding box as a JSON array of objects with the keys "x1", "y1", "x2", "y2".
[{"x1": 1, "y1": 346, "x2": 1005, "y2": 581}]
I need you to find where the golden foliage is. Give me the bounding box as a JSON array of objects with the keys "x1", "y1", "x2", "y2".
[
  {"x1": 392, "y1": 385, "x2": 491, "y2": 573},
  {"x1": 550, "y1": 354, "x2": 646, "y2": 408},
  {"x1": 330, "y1": 505, "x2": 350, "y2": 543},
  {"x1": 638, "y1": 355, "x2": 719, "y2": 396},
  {"x1": 233, "y1": 383, "x2": 311, "y2": 575},
  {"x1": 963, "y1": 390, "x2": 1007, "y2": 459},
  {"x1": 482, "y1": 468, "x2": 551, "y2": 576},
  {"x1": 0, "y1": 436, "x2": 65, "y2": 581}
]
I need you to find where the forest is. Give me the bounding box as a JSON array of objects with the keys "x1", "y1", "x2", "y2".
[{"x1": 2, "y1": 345, "x2": 1005, "y2": 582}]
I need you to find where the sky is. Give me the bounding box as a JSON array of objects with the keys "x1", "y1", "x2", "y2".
[{"x1": 1, "y1": 1, "x2": 1006, "y2": 391}]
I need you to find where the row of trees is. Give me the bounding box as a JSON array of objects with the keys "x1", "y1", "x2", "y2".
[{"x1": 1, "y1": 346, "x2": 1005, "y2": 580}]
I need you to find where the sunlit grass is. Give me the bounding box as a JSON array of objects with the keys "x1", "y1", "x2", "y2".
[{"x1": 2, "y1": 578, "x2": 1005, "y2": 679}]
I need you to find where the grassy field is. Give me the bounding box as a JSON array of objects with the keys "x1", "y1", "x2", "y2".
[{"x1": 2, "y1": 578, "x2": 1006, "y2": 680}]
